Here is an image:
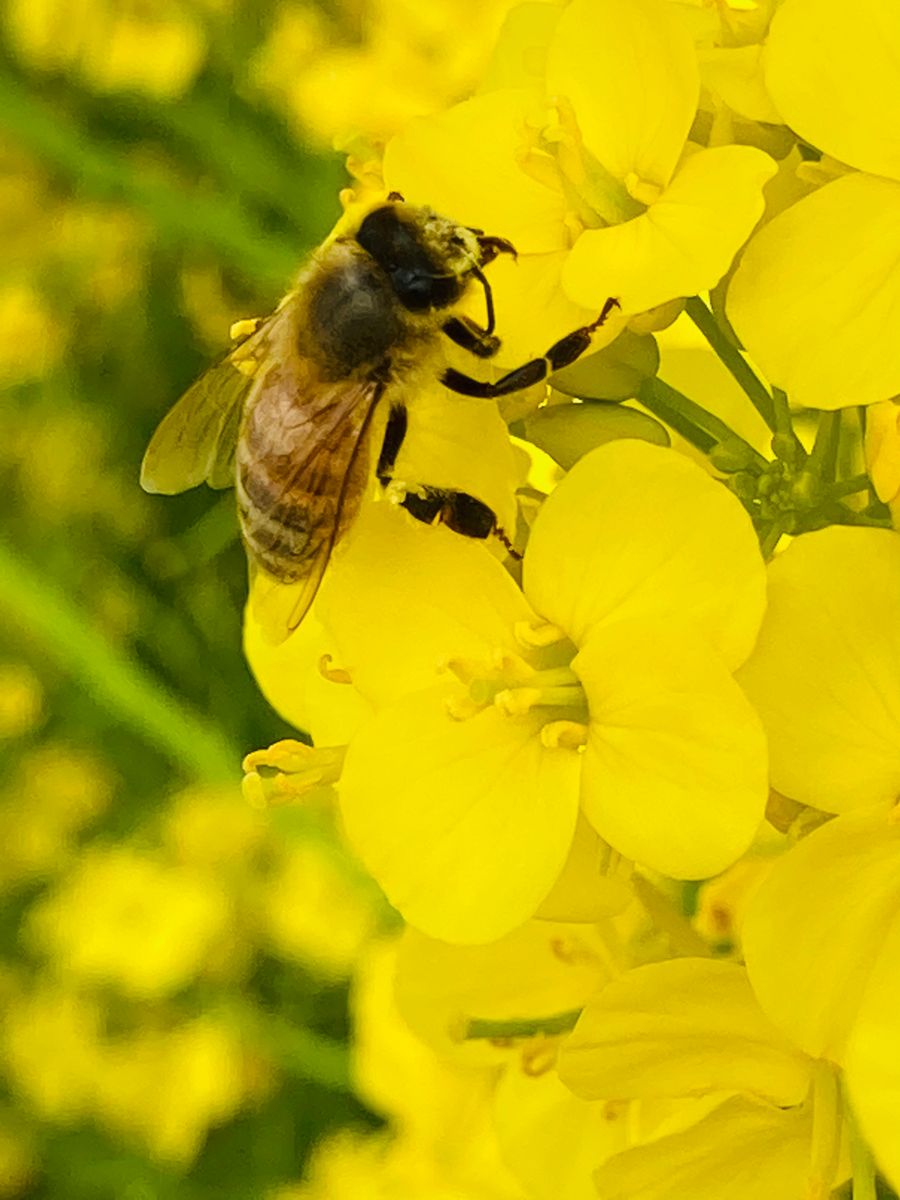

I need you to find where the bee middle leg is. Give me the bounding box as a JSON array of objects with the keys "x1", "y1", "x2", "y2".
[{"x1": 441, "y1": 296, "x2": 620, "y2": 399}]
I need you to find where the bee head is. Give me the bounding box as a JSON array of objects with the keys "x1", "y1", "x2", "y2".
[{"x1": 356, "y1": 203, "x2": 468, "y2": 312}]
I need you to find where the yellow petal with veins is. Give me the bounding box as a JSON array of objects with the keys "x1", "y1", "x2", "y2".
[
  {"x1": 547, "y1": 0, "x2": 698, "y2": 189},
  {"x1": 559, "y1": 959, "x2": 811, "y2": 1104},
  {"x1": 575, "y1": 622, "x2": 767, "y2": 880},
  {"x1": 727, "y1": 172, "x2": 900, "y2": 409},
  {"x1": 339, "y1": 687, "x2": 581, "y2": 944},
  {"x1": 384, "y1": 89, "x2": 568, "y2": 255},
  {"x1": 524, "y1": 440, "x2": 766, "y2": 669},
  {"x1": 736, "y1": 527, "x2": 900, "y2": 813},
  {"x1": 592, "y1": 1097, "x2": 815, "y2": 1200},
  {"x1": 562, "y1": 145, "x2": 775, "y2": 314},
  {"x1": 743, "y1": 804, "x2": 900, "y2": 1062},
  {"x1": 764, "y1": 0, "x2": 900, "y2": 182}
]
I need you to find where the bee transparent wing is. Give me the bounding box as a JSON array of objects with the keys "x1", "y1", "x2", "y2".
[
  {"x1": 140, "y1": 359, "x2": 254, "y2": 495},
  {"x1": 204, "y1": 390, "x2": 245, "y2": 491},
  {"x1": 140, "y1": 314, "x2": 281, "y2": 496},
  {"x1": 243, "y1": 373, "x2": 384, "y2": 645}
]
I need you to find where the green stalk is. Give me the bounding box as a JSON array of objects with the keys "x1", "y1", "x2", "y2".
[
  {"x1": 758, "y1": 517, "x2": 786, "y2": 561},
  {"x1": 826, "y1": 474, "x2": 873, "y2": 500},
  {"x1": 685, "y1": 297, "x2": 777, "y2": 431},
  {"x1": 639, "y1": 377, "x2": 768, "y2": 469},
  {"x1": 807, "y1": 410, "x2": 842, "y2": 483},
  {"x1": 848, "y1": 1100, "x2": 878, "y2": 1200},
  {"x1": 464, "y1": 1010, "x2": 582, "y2": 1041},
  {"x1": 0, "y1": 538, "x2": 238, "y2": 783},
  {"x1": 240, "y1": 1010, "x2": 351, "y2": 1092}
]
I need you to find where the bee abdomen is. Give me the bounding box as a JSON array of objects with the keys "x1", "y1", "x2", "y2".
[{"x1": 237, "y1": 466, "x2": 326, "y2": 582}]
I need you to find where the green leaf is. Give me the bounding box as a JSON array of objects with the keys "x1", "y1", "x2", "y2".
[
  {"x1": 522, "y1": 402, "x2": 669, "y2": 470},
  {"x1": 551, "y1": 330, "x2": 660, "y2": 401}
]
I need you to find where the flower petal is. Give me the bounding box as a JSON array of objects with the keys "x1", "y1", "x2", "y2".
[
  {"x1": 764, "y1": 0, "x2": 900, "y2": 181},
  {"x1": 575, "y1": 622, "x2": 767, "y2": 880},
  {"x1": 736, "y1": 527, "x2": 900, "y2": 813},
  {"x1": 320, "y1": 503, "x2": 533, "y2": 708},
  {"x1": 477, "y1": 249, "x2": 600, "y2": 366},
  {"x1": 558, "y1": 959, "x2": 811, "y2": 1104},
  {"x1": 394, "y1": 920, "x2": 605, "y2": 1062},
  {"x1": 592, "y1": 1097, "x2": 814, "y2": 1200},
  {"x1": 243, "y1": 605, "x2": 369, "y2": 745},
  {"x1": 547, "y1": 0, "x2": 698, "y2": 188},
  {"x1": 339, "y1": 688, "x2": 581, "y2": 943},
  {"x1": 493, "y1": 1068, "x2": 629, "y2": 1200},
  {"x1": 384, "y1": 89, "x2": 568, "y2": 254},
  {"x1": 562, "y1": 145, "x2": 776, "y2": 314},
  {"x1": 844, "y1": 916, "x2": 900, "y2": 1193},
  {"x1": 727, "y1": 172, "x2": 900, "y2": 409},
  {"x1": 743, "y1": 805, "x2": 900, "y2": 1061},
  {"x1": 523, "y1": 440, "x2": 766, "y2": 669}
]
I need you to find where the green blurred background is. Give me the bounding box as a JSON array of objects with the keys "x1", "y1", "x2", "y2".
[{"x1": 0, "y1": 2, "x2": 402, "y2": 1195}]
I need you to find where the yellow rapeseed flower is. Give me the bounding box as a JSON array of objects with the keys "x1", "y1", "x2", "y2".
[
  {"x1": 321, "y1": 441, "x2": 766, "y2": 942},
  {"x1": 25, "y1": 844, "x2": 233, "y2": 997},
  {"x1": 727, "y1": 0, "x2": 900, "y2": 407},
  {"x1": 385, "y1": 0, "x2": 775, "y2": 362}
]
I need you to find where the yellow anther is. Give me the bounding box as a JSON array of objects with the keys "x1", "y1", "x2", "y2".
[
  {"x1": 624, "y1": 172, "x2": 663, "y2": 206},
  {"x1": 242, "y1": 738, "x2": 314, "y2": 775},
  {"x1": 444, "y1": 656, "x2": 488, "y2": 686},
  {"x1": 318, "y1": 654, "x2": 352, "y2": 685},
  {"x1": 495, "y1": 687, "x2": 542, "y2": 716},
  {"x1": 490, "y1": 649, "x2": 535, "y2": 684},
  {"x1": 445, "y1": 694, "x2": 486, "y2": 722},
  {"x1": 235, "y1": 357, "x2": 258, "y2": 377},
  {"x1": 514, "y1": 619, "x2": 568, "y2": 649},
  {"x1": 540, "y1": 720, "x2": 589, "y2": 750},
  {"x1": 229, "y1": 317, "x2": 261, "y2": 341},
  {"x1": 521, "y1": 1043, "x2": 557, "y2": 1077},
  {"x1": 241, "y1": 739, "x2": 346, "y2": 808}
]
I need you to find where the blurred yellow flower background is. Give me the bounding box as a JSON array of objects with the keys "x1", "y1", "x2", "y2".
[{"x1": 4, "y1": 0, "x2": 900, "y2": 1198}]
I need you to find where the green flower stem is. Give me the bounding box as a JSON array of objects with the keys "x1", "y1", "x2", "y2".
[
  {"x1": 638, "y1": 377, "x2": 768, "y2": 470},
  {"x1": 685, "y1": 296, "x2": 778, "y2": 432},
  {"x1": 807, "y1": 410, "x2": 842, "y2": 484},
  {"x1": 637, "y1": 378, "x2": 716, "y2": 454},
  {"x1": 463, "y1": 1010, "x2": 582, "y2": 1041},
  {"x1": 848, "y1": 1101, "x2": 878, "y2": 1200},
  {"x1": 809, "y1": 1061, "x2": 843, "y2": 1200},
  {"x1": 826, "y1": 474, "x2": 873, "y2": 500},
  {"x1": 771, "y1": 387, "x2": 792, "y2": 435},
  {"x1": 759, "y1": 518, "x2": 786, "y2": 561},
  {"x1": 631, "y1": 875, "x2": 713, "y2": 958},
  {"x1": 0, "y1": 538, "x2": 238, "y2": 783},
  {"x1": 240, "y1": 1010, "x2": 351, "y2": 1092}
]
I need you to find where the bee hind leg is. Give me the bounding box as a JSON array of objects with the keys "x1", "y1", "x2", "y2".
[
  {"x1": 400, "y1": 487, "x2": 522, "y2": 561},
  {"x1": 375, "y1": 403, "x2": 521, "y2": 558}
]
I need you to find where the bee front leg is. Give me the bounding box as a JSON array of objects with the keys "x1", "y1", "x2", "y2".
[
  {"x1": 441, "y1": 297, "x2": 620, "y2": 398},
  {"x1": 442, "y1": 315, "x2": 501, "y2": 359}
]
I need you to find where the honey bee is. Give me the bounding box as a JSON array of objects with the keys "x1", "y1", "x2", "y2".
[{"x1": 141, "y1": 194, "x2": 617, "y2": 640}]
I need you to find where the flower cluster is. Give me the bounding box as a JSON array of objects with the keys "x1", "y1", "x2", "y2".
[{"x1": 240, "y1": 0, "x2": 900, "y2": 1196}]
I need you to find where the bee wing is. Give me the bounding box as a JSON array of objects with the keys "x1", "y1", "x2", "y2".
[
  {"x1": 140, "y1": 358, "x2": 254, "y2": 495},
  {"x1": 140, "y1": 316, "x2": 280, "y2": 496},
  {"x1": 244, "y1": 373, "x2": 384, "y2": 644}
]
